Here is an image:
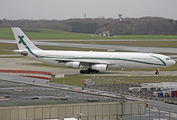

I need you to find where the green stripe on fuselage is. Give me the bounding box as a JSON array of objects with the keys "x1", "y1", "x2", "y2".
[
  {"x1": 39, "y1": 55, "x2": 166, "y2": 66},
  {"x1": 69, "y1": 57, "x2": 166, "y2": 66},
  {"x1": 151, "y1": 55, "x2": 166, "y2": 66}
]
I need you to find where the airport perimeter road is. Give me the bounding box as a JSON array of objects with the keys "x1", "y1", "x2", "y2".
[
  {"x1": 1, "y1": 39, "x2": 177, "y2": 53},
  {"x1": 1, "y1": 58, "x2": 177, "y2": 76},
  {"x1": 125, "y1": 95, "x2": 177, "y2": 120},
  {"x1": 127, "y1": 95, "x2": 177, "y2": 113}
]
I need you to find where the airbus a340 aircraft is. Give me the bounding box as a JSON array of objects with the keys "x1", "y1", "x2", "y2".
[{"x1": 12, "y1": 27, "x2": 176, "y2": 75}]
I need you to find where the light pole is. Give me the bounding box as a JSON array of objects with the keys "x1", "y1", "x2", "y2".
[{"x1": 121, "y1": 94, "x2": 126, "y2": 120}]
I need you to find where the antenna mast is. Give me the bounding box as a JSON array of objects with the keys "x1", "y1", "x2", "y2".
[{"x1": 118, "y1": 14, "x2": 123, "y2": 21}]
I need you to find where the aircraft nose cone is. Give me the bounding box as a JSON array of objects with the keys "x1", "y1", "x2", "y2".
[
  {"x1": 165, "y1": 59, "x2": 176, "y2": 67},
  {"x1": 172, "y1": 60, "x2": 176, "y2": 65},
  {"x1": 168, "y1": 60, "x2": 176, "y2": 66}
]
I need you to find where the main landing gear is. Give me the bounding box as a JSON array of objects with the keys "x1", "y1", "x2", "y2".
[
  {"x1": 80, "y1": 69, "x2": 99, "y2": 74},
  {"x1": 155, "y1": 69, "x2": 159, "y2": 75}
]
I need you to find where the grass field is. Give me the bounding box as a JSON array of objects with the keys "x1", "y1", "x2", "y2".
[
  {"x1": 51, "y1": 75, "x2": 177, "y2": 87},
  {"x1": 1, "y1": 28, "x2": 177, "y2": 39},
  {"x1": 0, "y1": 28, "x2": 96, "y2": 39}
]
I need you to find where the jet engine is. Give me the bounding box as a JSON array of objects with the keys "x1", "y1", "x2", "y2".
[
  {"x1": 64, "y1": 62, "x2": 81, "y2": 68},
  {"x1": 91, "y1": 64, "x2": 108, "y2": 71}
]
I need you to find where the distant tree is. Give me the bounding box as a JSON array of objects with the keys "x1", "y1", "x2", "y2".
[
  {"x1": 0, "y1": 20, "x2": 72, "y2": 32},
  {"x1": 110, "y1": 22, "x2": 132, "y2": 35},
  {"x1": 68, "y1": 22, "x2": 98, "y2": 33},
  {"x1": 95, "y1": 27, "x2": 106, "y2": 34},
  {"x1": 0, "y1": 17, "x2": 177, "y2": 35},
  {"x1": 174, "y1": 21, "x2": 177, "y2": 34}
]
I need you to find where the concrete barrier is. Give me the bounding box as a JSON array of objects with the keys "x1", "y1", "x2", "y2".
[
  {"x1": 0, "y1": 70, "x2": 52, "y2": 80},
  {"x1": 0, "y1": 73, "x2": 50, "y2": 86},
  {"x1": 55, "y1": 74, "x2": 65, "y2": 78}
]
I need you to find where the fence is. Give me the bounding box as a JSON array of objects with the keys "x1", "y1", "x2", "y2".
[
  {"x1": 89, "y1": 76, "x2": 176, "y2": 86},
  {"x1": 126, "y1": 107, "x2": 177, "y2": 120},
  {"x1": 0, "y1": 101, "x2": 146, "y2": 120}
]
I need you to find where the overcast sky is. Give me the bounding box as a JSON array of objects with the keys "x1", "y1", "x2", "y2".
[{"x1": 1, "y1": 0, "x2": 177, "y2": 20}]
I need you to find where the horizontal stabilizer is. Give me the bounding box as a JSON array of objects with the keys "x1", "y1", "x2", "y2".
[{"x1": 13, "y1": 50, "x2": 28, "y2": 56}]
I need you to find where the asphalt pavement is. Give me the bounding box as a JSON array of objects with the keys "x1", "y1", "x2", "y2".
[
  {"x1": 0, "y1": 58, "x2": 177, "y2": 76},
  {"x1": 1, "y1": 39, "x2": 177, "y2": 53}
]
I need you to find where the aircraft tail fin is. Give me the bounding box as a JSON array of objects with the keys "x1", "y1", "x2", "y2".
[{"x1": 11, "y1": 27, "x2": 40, "y2": 51}]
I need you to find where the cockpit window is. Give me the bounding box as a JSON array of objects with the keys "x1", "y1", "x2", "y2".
[{"x1": 166, "y1": 58, "x2": 171, "y2": 60}]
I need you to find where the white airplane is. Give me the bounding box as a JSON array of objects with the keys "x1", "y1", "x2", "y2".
[{"x1": 11, "y1": 27, "x2": 176, "y2": 75}]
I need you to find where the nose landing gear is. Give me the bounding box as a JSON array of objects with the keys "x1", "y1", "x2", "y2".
[{"x1": 155, "y1": 69, "x2": 159, "y2": 75}]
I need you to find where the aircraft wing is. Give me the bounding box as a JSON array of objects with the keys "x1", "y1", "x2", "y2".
[{"x1": 44, "y1": 58, "x2": 113, "y2": 65}]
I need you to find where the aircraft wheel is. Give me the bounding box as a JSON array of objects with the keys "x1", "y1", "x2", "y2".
[
  {"x1": 85, "y1": 70, "x2": 90, "y2": 74},
  {"x1": 155, "y1": 71, "x2": 159, "y2": 75},
  {"x1": 90, "y1": 69, "x2": 99, "y2": 73},
  {"x1": 95, "y1": 70, "x2": 99, "y2": 73},
  {"x1": 90, "y1": 69, "x2": 95, "y2": 73},
  {"x1": 80, "y1": 70, "x2": 85, "y2": 74}
]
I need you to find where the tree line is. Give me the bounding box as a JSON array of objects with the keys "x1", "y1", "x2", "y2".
[{"x1": 0, "y1": 17, "x2": 177, "y2": 35}]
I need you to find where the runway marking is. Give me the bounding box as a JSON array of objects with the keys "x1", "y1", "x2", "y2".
[
  {"x1": 10, "y1": 68, "x2": 22, "y2": 70},
  {"x1": 150, "y1": 109, "x2": 158, "y2": 112},
  {"x1": 152, "y1": 107, "x2": 158, "y2": 110},
  {"x1": 164, "y1": 113, "x2": 177, "y2": 118}
]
